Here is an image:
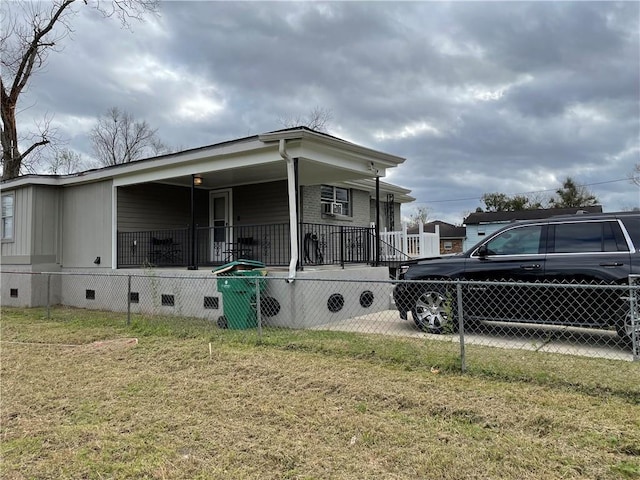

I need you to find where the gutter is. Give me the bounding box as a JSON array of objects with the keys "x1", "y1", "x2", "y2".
[{"x1": 279, "y1": 139, "x2": 298, "y2": 282}]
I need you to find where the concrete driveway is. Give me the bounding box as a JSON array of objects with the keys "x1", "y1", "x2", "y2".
[{"x1": 313, "y1": 310, "x2": 635, "y2": 362}]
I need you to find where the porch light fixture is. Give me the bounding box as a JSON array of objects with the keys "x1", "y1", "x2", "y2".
[{"x1": 193, "y1": 175, "x2": 203, "y2": 186}]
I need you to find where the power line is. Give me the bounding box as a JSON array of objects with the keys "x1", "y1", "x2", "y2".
[{"x1": 422, "y1": 177, "x2": 631, "y2": 204}]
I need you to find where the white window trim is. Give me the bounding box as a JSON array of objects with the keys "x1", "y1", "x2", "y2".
[
  {"x1": 321, "y1": 185, "x2": 351, "y2": 217},
  {"x1": 1, "y1": 192, "x2": 15, "y2": 242}
]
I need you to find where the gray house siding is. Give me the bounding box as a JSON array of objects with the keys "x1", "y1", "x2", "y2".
[
  {"x1": 371, "y1": 199, "x2": 401, "y2": 231},
  {"x1": 62, "y1": 180, "x2": 113, "y2": 268},
  {"x1": 234, "y1": 181, "x2": 288, "y2": 225},
  {"x1": 32, "y1": 186, "x2": 61, "y2": 262},
  {"x1": 117, "y1": 181, "x2": 289, "y2": 232},
  {"x1": 1, "y1": 185, "x2": 60, "y2": 267},
  {"x1": 1, "y1": 185, "x2": 61, "y2": 307},
  {"x1": 117, "y1": 183, "x2": 208, "y2": 231},
  {"x1": 1, "y1": 186, "x2": 31, "y2": 262}
]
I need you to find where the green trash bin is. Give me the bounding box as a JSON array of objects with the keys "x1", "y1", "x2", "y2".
[{"x1": 213, "y1": 259, "x2": 267, "y2": 330}]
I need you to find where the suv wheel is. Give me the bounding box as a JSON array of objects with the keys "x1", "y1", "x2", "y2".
[{"x1": 412, "y1": 290, "x2": 456, "y2": 334}]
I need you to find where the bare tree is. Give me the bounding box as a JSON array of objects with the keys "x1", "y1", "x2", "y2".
[
  {"x1": 46, "y1": 148, "x2": 84, "y2": 174},
  {"x1": 90, "y1": 107, "x2": 167, "y2": 165},
  {"x1": 630, "y1": 163, "x2": 640, "y2": 186},
  {"x1": 407, "y1": 206, "x2": 432, "y2": 228},
  {"x1": 279, "y1": 106, "x2": 333, "y2": 133},
  {"x1": 1, "y1": 0, "x2": 159, "y2": 181}
]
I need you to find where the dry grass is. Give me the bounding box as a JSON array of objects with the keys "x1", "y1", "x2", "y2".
[{"x1": 1, "y1": 307, "x2": 639, "y2": 479}]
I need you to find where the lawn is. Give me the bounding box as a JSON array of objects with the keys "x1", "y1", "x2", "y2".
[{"x1": 1, "y1": 307, "x2": 639, "y2": 479}]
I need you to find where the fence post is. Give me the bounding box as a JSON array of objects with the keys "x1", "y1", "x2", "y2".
[
  {"x1": 631, "y1": 278, "x2": 639, "y2": 362},
  {"x1": 340, "y1": 226, "x2": 345, "y2": 269},
  {"x1": 46, "y1": 273, "x2": 51, "y2": 320},
  {"x1": 127, "y1": 275, "x2": 132, "y2": 326},
  {"x1": 456, "y1": 282, "x2": 466, "y2": 372},
  {"x1": 256, "y1": 277, "x2": 262, "y2": 340}
]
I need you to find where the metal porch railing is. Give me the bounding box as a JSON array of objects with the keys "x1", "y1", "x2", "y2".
[{"x1": 117, "y1": 223, "x2": 378, "y2": 269}]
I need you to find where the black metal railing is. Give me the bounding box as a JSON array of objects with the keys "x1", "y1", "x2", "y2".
[
  {"x1": 195, "y1": 223, "x2": 292, "y2": 267},
  {"x1": 117, "y1": 228, "x2": 190, "y2": 267},
  {"x1": 377, "y1": 236, "x2": 411, "y2": 264},
  {"x1": 117, "y1": 223, "x2": 378, "y2": 269},
  {"x1": 299, "y1": 223, "x2": 374, "y2": 268}
]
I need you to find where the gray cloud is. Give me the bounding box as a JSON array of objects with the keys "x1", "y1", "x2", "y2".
[{"x1": 10, "y1": 1, "x2": 639, "y2": 224}]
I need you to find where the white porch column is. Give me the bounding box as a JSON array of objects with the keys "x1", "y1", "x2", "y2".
[{"x1": 280, "y1": 139, "x2": 299, "y2": 281}]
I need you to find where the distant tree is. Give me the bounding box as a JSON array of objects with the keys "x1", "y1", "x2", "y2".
[
  {"x1": 630, "y1": 163, "x2": 640, "y2": 186},
  {"x1": 279, "y1": 106, "x2": 333, "y2": 133},
  {"x1": 89, "y1": 107, "x2": 169, "y2": 166},
  {"x1": 548, "y1": 177, "x2": 598, "y2": 208},
  {"x1": 480, "y1": 192, "x2": 543, "y2": 212},
  {"x1": 46, "y1": 148, "x2": 84, "y2": 174},
  {"x1": 1, "y1": 0, "x2": 159, "y2": 181},
  {"x1": 481, "y1": 193, "x2": 510, "y2": 212},
  {"x1": 407, "y1": 206, "x2": 431, "y2": 228}
]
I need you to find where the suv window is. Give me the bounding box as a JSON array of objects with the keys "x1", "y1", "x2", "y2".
[
  {"x1": 621, "y1": 217, "x2": 640, "y2": 250},
  {"x1": 551, "y1": 221, "x2": 628, "y2": 253},
  {"x1": 483, "y1": 225, "x2": 543, "y2": 255}
]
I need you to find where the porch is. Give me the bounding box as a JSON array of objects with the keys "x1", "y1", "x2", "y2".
[
  {"x1": 108, "y1": 128, "x2": 415, "y2": 273},
  {"x1": 117, "y1": 222, "x2": 406, "y2": 269}
]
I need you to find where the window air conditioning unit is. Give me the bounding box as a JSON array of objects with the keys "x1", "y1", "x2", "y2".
[{"x1": 331, "y1": 202, "x2": 343, "y2": 215}]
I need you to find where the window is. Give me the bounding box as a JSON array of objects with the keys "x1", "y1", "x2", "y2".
[
  {"x1": 443, "y1": 240, "x2": 453, "y2": 251},
  {"x1": 1, "y1": 193, "x2": 14, "y2": 241},
  {"x1": 321, "y1": 185, "x2": 350, "y2": 216},
  {"x1": 484, "y1": 225, "x2": 543, "y2": 255},
  {"x1": 552, "y1": 221, "x2": 628, "y2": 253}
]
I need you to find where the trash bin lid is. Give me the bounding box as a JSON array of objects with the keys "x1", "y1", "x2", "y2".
[{"x1": 212, "y1": 259, "x2": 267, "y2": 275}]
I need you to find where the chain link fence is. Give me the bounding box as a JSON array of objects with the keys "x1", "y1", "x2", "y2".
[{"x1": 2, "y1": 270, "x2": 638, "y2": 364}]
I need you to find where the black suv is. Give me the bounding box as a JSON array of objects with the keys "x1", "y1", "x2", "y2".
[{"x1": 393, "y1": 212, "x2": 640, "y2": 343}]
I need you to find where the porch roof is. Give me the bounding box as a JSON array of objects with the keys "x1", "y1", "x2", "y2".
[{"x1": 2, "y1": 127, "x2": 408, "y2": 191}]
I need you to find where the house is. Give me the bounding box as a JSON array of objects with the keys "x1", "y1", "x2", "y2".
[
  {"x1": 462, "y1": 206, "x2": 604, "y2": 251},
  {"x1": 422, "y1": 221, "x2": 466, "y2": 254},
  {"x1": 1, "y1": 127, "x2": 414, "y2": 319}
]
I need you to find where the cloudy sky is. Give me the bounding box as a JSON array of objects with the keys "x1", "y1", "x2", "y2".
[{"x1": 14, "y1": 0, "x2": 640, "y2": 224}]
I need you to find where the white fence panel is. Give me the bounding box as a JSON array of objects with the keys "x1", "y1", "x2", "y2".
[{"x1": 381, "y1": 222, "x2": 440, "y2": 259}]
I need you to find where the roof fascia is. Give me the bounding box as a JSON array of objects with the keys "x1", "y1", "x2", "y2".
[
  {"x1": 336, "y1": 178, "x2": 415, "y2": 203},
  {"x1": 259, "y1": 129, "x2": 406, "y2": 167},
  {"x1": 1, "y1": 137, "x2": 271, "y2": 189}
]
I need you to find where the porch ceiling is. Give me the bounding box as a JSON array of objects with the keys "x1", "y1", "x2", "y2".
[{"x1": 161, "y1": 157, "x2": 381, "y2": 190}]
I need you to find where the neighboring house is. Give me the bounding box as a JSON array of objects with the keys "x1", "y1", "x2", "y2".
[
  {"x1": 463, "y1": 206, "x2": 604, "y2": 251},
  {"x1": 422, "y1": 221, "x2": 466, "y2": 254},
  {"x1": 1, "y1": 128, "x2": 416, "y2": 311}
]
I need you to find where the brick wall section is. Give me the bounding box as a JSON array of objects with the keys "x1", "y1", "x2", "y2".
[
  {"x1": 441, "y1": 239, "x2": 464, "y2": 254},
  {"x1": 301, "y1": 186, "x2": 371, "y2": 227}
]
